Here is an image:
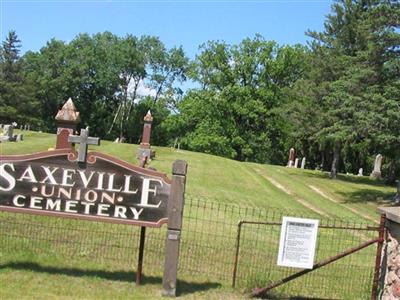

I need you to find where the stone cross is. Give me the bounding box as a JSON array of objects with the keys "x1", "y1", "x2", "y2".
[
  {"x1": 370, "y1": 154, "x2": 383, "y2": 179},
  {"x1": 287, "y1": 148, "x2": 295, "y2": 167},
  {"x1": 294, "y1": 158, "x2": 299, "y2": 168},
  {"x1": 301, "y1": 157, "x2": 306, "y2": 169},
  {"x1": 68, "y1": 127, "x2": 100, "y2": 163}
]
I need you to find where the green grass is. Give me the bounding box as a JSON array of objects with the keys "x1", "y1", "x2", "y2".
[{"x1": 0, "y1": 131, "x2": 396, "y2": 299}]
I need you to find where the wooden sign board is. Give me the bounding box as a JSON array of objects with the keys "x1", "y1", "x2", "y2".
[{"x1": 0, "y1": 149, "x2": 171, "y2": 227}]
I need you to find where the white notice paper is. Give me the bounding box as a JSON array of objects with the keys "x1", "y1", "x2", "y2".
[{"x1": 277, "y1": 217, "x2": 319, "y2": 269}]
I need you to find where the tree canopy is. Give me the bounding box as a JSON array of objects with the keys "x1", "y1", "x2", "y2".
[{"x1": 1, "y1": 0, "x2": 399, "y2": 180}]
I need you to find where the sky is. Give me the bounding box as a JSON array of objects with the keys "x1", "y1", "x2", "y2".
[{"x1": 1, "y1": 0, "x2": 333, "y2": 59}]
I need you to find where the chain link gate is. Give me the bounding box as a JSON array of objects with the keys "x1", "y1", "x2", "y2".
[{"x1": 232, "y1": 215, "x2": 385, "y2": 299}]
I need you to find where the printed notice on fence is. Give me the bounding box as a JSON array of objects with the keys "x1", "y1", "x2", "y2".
[{"x1": 277, "y1": 217, "x2": 319, "y2": 269}]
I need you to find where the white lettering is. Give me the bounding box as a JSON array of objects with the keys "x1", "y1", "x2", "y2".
[
  {"x1": 18, "y1": 166, "x2": 37, "y2": 183},
  {"x1": 12, "y1": 195, "x2": 25, "y2": 207},
  {"x1": 84, "y1": 190, "x2": 98, "y2": 202},
  {"x1": 40, "y1": 166, "x2": 59, "y2": 185},
  {"x1": 65, "y1": 200, "x2": 78, "y2": 213},
  {"x1": 96, "y1": 172, "x2": 105, "y2": 190},
  {"x1": 75, "y1": 189, "x2": 81, "y2": 201},
  {"x1": 30, "y1": 196, "x2": 42, "y2": 209},
  {"x1": 123, "y1": 175, "x2": 138, "y2": 194},
  {"x1": 41, "y1": 185, "x2": 55, "y2": 197},
  {"x1": 57, "y1": 187, "x2": 72, "y2": 199},
  {"x1": 114, "y1": 205, "x2": 127, "y2": 218},
  {"x1": 46, "y1": 198, "x2": 61, "y2": 211},
  {"x1": 81, "y1": 201, "x2": 95, "y2": 214},
  {"x1": 139, "y1": 178, "x2": 162, "y2": 208},
  {"x1": 100, "y1": 192, "x2": 115, "y2": 204},
  {"x1": 78, "y1": 170, "x2": 95, "y2": 188},
  {"x1": 129, "y1": 207, "x2": 144, "y2": 220},
  {"x1": 61, "y1": 169, "x2": 76, "y2": 187},
  {"x1": 107, "y1": 173, "x2": 122, "y2": 192},
  {"x1": 0, "y1": 163, "x2": 16, "y2": 191},
  {"x1": 97, "y1": 204, "x2": 110, "y2": 216}
]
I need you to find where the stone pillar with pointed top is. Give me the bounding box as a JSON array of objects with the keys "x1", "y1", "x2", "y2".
[
  {"x1": 55, "y1": 98, "x2": 80, "y2": 150},
  {"x1": 137, "y1": 110, "x2": 155, "y2": 160}
]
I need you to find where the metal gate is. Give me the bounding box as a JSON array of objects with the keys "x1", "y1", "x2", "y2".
[{"x1": 232, "y1": 215, "x2": 385, "y2": 299}]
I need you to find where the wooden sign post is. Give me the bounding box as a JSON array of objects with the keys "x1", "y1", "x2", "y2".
[{"x1": 162, "y1": 160, "x2": 187, "y2": 297}]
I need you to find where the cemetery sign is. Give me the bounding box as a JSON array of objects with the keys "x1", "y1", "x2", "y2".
[
  {"x1": 0, "y1": 149, "x2": 171, "y2": 227},
  {"x1": 277, "y1": 217, "x2": 319, "y2": 269}
]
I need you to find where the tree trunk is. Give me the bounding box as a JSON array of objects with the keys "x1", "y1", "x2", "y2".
[{"x1": 330, "y1": 140, "x2": 341, "y2": 179}]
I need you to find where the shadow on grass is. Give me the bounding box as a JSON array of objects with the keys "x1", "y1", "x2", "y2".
[
  {"x1": 0, "y1": 261, "x2": 221, "y2": 296},
  {"x1": 337, "y1": 189, "x2": 394, "y2": 204},
  {"x1": 301, "y1": 171, "x2": 390, "y2": 187}
]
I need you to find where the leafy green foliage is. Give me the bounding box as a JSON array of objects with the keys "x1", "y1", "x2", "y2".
[{"x1": 174, "y1": 36, "x2": 307, "y2": 163}]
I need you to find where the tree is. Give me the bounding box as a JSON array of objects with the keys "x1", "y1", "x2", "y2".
[
  {"x1": 0, "y1": 31, "x2": 39, "y2": 125},
  {"x1": 174, "y1": 36, "x2": 307, "y2": 163},
  {"x1": 288, "y1": 0, "x2": 400, "y2": 179}
]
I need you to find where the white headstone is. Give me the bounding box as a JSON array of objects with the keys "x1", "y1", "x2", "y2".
[
  {"x1": 3, "y1": 125, "x2": 13, "y2": 139},
  {"x1": 114, "y1": 137, "x2": 120, "y2": 143},
  {"x1": 370, "y1": 154, "x2": 383, "y2": 179},
  {"x1": 301, "y1": 157, "x2": 306, "y2": 169},
  {"x1": 358, "y1": 168, "x2": 363, "y2": 176},
  {"x1": 294, "y1": 158, "x2": 299, "y2": 168}
]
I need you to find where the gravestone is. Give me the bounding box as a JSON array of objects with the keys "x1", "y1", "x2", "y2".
[
  {"x1": 1, "y1": 125, "x2": 14, "y2": 142},
  {"x1": 24, "y1": 124, "x2": 28, "y2": 131},
  {"x1": 55, "y1": 98, "x2": 80, "y2": 150},
  {"x1": 370, "y1": 154, "x2": 383, "y2": 179},
  {"x1": 301, "y1": 157, "x2": 306, "y2": 169},
  {"x1": 294, "y1": 158, "x2": 299, "y2": 168},
  {"x1": 27, "y1": 125, "x2": 31, "y2": 131},
  {"x1": 287, "y1": 148, "x2": 295, "y2": 168},
  {"x1": 114, "y1": 137, "x2": 120, "y2": 143},
  {"x1": 393, "y1": 180, "x2": 400, "y2": 203},
  {"x1": 16, "y1": 134, "x2": 23, "y2": 142},
  {"x1": 357, "y1": 168, "x2": 363, "y2": 176}
]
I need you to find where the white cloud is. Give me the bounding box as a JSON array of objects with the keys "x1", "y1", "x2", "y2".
[{"x1": 127, "y1": 79, "x2": 157, "y2": 103}]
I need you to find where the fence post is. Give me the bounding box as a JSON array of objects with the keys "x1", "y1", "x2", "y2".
[
  {"x1": 371, "y1": 214, "x2": 386, "y2": 300},
  {"x1": 162, "y1": 160, "x2": 188, "y2": 297}
]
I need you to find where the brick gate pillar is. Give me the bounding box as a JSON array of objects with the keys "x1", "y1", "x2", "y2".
[
  {"x1": 137, "y1": 110, "x2": 155, "y2": 160},
  {"x1": 55, "y1": 98, "x2": 81, "y2": 149},
  {"x1": 378, "y1": 207, "x2": 400, "y2": 299}
]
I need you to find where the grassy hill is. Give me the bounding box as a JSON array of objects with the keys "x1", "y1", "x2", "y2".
[
  {"x1": 1, "y1": 130, "x2": 394, "y2": 220},
  {"x1": 0, "y1": 131, "x2": 396, "y2": 299}
]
